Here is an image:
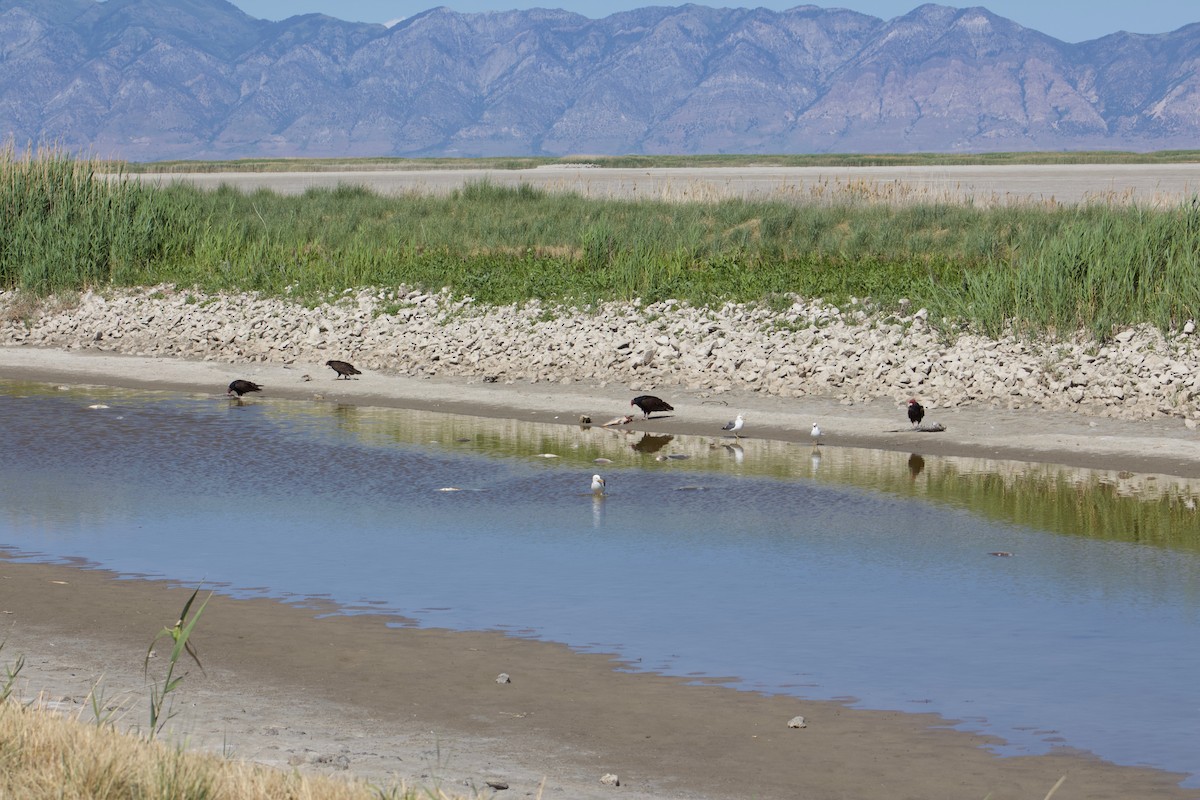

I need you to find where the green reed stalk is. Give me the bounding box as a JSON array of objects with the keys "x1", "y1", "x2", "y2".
[
  {"x1": 144, "y1": 588, "x2": 210, "y2": 740},
  {"x1": 0, "y1": 642, "x2": 24, "y2": 703},
  {"x1": 5, "y1": 148, "x2": 1199, "y2": 339}
]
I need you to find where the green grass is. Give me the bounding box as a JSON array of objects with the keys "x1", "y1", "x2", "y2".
[{"x1": 4, "y1": 147, "x2": 1199, "y2": 340}]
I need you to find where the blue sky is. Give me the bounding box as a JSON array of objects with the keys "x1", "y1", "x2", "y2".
[{"x1": 228, "y1": 1, "x2": 1198, "y2": 43}]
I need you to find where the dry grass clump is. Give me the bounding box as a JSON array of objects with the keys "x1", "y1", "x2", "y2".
[
  {"x1": 0, "y1": 699, "x2": 466, "y2": 800},
  {"x1": 0, "y1": 289, "x2": 42, "y2": 325}
]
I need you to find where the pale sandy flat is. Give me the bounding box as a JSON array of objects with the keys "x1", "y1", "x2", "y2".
[{"x1": 134, "y1": 162, "x2": 1200, "y2": 207}]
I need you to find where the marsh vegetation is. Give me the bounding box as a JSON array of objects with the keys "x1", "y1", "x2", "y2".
[{"x1": 3, "y1": 146, "x2": 1198, "y2": 339}]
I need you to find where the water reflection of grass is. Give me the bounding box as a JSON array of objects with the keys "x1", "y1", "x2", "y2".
[
  {"x1": 7, "y1": 381, "x2": 1198, "y2": 553},
  {"x1": 331, "y1": 401, "x2": 1200, "y2": 552},
  {"x1": 934, "y1": 470, "x2": 1199, "y2": 550}
]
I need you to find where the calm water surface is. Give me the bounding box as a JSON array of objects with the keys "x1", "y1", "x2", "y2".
[{"x1": 3, "y1": 382, "x2": 1200, "y2": 785}]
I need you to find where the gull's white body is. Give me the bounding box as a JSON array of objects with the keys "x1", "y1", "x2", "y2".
[{"x1": 722, "y1": 414, "x2": 745, "y2": 438}]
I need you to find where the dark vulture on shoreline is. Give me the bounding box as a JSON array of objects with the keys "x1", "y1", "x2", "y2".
[
  {"x1": 631, "y1": 395, "x2": 673, "y2": 419},
  {"x1": 907, "y1": 398, "x2": 925, "y2": 428},
  {"x1": 227, "y1": 379, "x2": 262, "y2": 397},
  {"x1": 326, "y1": 360, "x2": 362, "y2": 379}
]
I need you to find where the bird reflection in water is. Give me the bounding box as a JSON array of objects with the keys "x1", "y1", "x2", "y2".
[
  {"x1": 810, "y1": 446, "x2": 822, "y2": 473},
  {"x1": 723, "y1": 443, "x2": 744, "y2": 464},
  {"x1": 908, "y1": 453, "x2": 926, "y2": 480},
  {"x1": 632, "y1": 433, "x2": 674, "y2": 455}
]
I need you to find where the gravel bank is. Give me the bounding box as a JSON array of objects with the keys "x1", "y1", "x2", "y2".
[{"x1": 2, "y1": 284, "x2": 1198, "y2": 422}]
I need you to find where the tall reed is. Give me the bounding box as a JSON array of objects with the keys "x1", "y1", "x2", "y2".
[
  {"x1": 4, "y1": 149, "x2": 1198, "y2": 338},
  {"x1": 941, "y1": 203, "x2": 1200, "y2": 338},
  {"x1": 0, "y1": 143, "x2": 175, "y2": 293}
]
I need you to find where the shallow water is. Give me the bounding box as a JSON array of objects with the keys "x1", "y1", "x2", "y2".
[{"x1": 3, "y1": 381, "x2": 1200, "y2": 785}]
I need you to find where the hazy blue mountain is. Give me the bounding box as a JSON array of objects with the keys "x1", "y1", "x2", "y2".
[{"x1": 1, "y1": 0, "x2": 1197, "y2": 160}]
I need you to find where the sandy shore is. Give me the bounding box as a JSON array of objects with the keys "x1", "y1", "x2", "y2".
[
  {"x1": 3, "y1": 346, "x2": 1200, "y2": 477},
  {"x1": 3, "y1": 345, "x2": 1200, "y2": 799}
]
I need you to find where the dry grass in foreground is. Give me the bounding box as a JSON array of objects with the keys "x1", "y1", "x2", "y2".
[{"x1": 0, "y1": 699, "x2": 474, "y2": 800}]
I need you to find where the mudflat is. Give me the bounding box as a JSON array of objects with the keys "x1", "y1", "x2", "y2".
[
  {"x1": 134, "y1": 163, "x2": 1200, "y2": 207},
  {"x1": 3, "y1": 346, "x2": 1199, "y2": 799}
]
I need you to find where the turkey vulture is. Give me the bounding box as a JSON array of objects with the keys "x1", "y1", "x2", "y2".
[
  {"x1": 630, "y1": 395, "x2": 673, "y2": 419},
  {"x1": 326, "y1": 360, "x2": 361, "y2": 379},
  {"x1": 907, "y1": 399, "x2": 925, "y2": 428},
  {"x1": 722, "y1": 414, "x2": 745, "y2": 439},
  {"x1": 227, "y1": 379, "x2": 262, "y2": 397}
]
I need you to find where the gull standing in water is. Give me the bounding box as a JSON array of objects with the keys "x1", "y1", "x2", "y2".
[
  {"x1": 722, "y1": 414, "x2": 745, "y2": 439},
  {"x1": 810, "y1": 422, "x2": 822, "y2": 446},
  {"x1": 591, "y1": 474, "x2": 607, "y2": 495}
]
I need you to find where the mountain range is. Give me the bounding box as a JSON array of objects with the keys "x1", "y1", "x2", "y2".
[{"x1": 2, "y1": 0, "x2": 1198, "y2": 161}]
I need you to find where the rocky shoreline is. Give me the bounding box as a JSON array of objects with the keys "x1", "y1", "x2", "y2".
[{"x1": 2, "y1": 285, "x2": 1198, "y2": 422}]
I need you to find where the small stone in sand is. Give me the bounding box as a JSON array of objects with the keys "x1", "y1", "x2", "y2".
[
  {"x1": 496, "y1": 673, "x2": 511, "y2": 684},
  {"x1": 788, "y1": 715, "x2": 808, "y2": 728},
  {"x1": 600, "y1": 773, "x2": 620, "y2": 787}
]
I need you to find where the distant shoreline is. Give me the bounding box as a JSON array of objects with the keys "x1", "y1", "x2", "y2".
[{"x1": 128, "y1": 161, "x2": 1200, "y2": 207}]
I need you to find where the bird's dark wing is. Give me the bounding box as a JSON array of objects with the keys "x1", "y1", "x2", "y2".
[
  {"x1": 229, "y1": 380, "x2": 262, "y2": 395},
  {"x1": 633, "y1": 395, "x2": 672, "y2": 412}
]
